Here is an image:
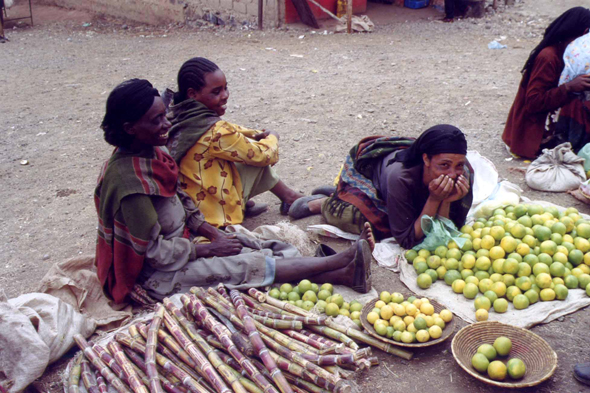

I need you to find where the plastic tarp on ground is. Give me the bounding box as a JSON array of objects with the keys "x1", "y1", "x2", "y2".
[{"x1": 373, "y1": 237, "x2": 590, "y2": 329}]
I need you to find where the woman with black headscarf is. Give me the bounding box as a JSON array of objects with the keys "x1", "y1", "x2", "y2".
[
  {"x1": 291, "y1": 125, "x2": 473, "y2": 249},
  {"x1": 502, "y1": 7, "x2": 590, "y2": 159}
]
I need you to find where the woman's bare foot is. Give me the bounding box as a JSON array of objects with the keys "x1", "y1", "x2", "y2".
[
  {"x1": 359, "y1": 222, "x2": 376, "y2": 250},
  {"x1": 270, "y1": 180, "x2": 304, "y2": 205}
]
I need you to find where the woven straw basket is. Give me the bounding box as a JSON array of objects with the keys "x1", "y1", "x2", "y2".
[
  {"x1": 360, "y1": 296, "x2": 455, "y2": 348},
  {"x1": 451, "y1": 321, "x2": 558, "y2": 388}
]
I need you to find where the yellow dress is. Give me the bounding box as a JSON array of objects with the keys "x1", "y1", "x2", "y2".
[{"x1": 179, "y1": 120, "x2": 279, "y2": 228}]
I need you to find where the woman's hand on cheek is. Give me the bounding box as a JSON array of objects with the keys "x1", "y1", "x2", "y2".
[
  {"x1": 444, "y1": 175, "x2": 469, "y2": 203},
  {"x1": 428, "y1": 175, "x2": 454, "y2": 201}
]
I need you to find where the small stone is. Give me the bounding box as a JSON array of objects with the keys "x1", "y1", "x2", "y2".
[
  {"x1": 558, "y1": 316, "x2": 565, "y2": 322},
  {"x1": 42, "y1": 254, "x2": 50, "y2": 260},
  {"x1": 20, "y1": 160, "x2": 29, "y2": 165}
]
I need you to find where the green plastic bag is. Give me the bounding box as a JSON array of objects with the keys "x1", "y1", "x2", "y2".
[{"x1": 412, "y1": 215, "x2": 467, "y2": 251}]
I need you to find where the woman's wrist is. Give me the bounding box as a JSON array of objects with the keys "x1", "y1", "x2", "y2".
[{"x1": 193, "y1": 243, "x2": 211, "y2": 258}]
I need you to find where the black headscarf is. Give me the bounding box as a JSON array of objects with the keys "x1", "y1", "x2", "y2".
[
  {"x1": 397, "y1": 124, "x2": 467, "y2": 168},
  {"x1": 101, "y1": 79, "x2": 160, "y2": 147},
  {"x1": 521, "y1": 7, "x2": 590, "y2": 85}
]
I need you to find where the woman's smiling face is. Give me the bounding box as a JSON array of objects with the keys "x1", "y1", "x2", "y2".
[
  {"x1": 125, "y1": 96, "x2": 171, "y2": 147},
  {"x1": 188, "y1": 69, "x2": 229, "y2": 116}
]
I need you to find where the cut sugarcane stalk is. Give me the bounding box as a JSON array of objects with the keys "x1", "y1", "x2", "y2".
[
  {"x1": 95, "y1": 370, "x2": 108, "y2": 393},
  {"x1": 146, "y1": 304, "x2": 165, "y2": 393},
  {"x1": 267, "y1": 350, "x2": 336, "y2": 391},
  {"x1": 247, "y1": 309, "x2": 326, "y2": 325},
  {"x1": 162, "y1": 308, "x2": 232, "y2": 393},
  {"x1": 220, "y1": 361, "x2": 264, "y2": 393},
  {"x1": 115, "y1": 333, "x2": 211, "y2": 393},
  {"x1": 321, "y1": 322, "x2": 413, "y2": 360},
  {"x1": 68, "y1": 354, "x2": 82, "y2": 393},
  {"x1": 201, "y1": 305, "x2": 253, "y2": 357},
  {"x1": 107, "y1": 341, "x2": 149, "y2": 393},
  {"x1": 80, "y1": 357, "x2": 100, "y2": 393},
  {"x1": 129, "y1": 325, "x2": 145, "y2": 344},
  {"x1": 186, "y1": 294, "x2": 279, "y2": 393},
  {"x1": 229, "y1": 289, "x2": 293, "y2": 393},
  {"x1": 248, "y1": 314, "x2": 303, "y2": 330},
  {"x1": 248, "y1": 289, "x2": 308, "y2": 317},
  {"x1": 73, "y1": 335, "x2": 132, "y2": 393},
  {"x1": 281, "y1": 330, "x2": 332, "y2": 351},
  {"x1": 123, "y1": 347, "x2": 186, "y2": 393},
  {"x1": 298, "y1": 330, "x2": 342, "y2": 349},
  {"x1": 252, "y1": 322, "x2": 318, "y2": 354},
  {"x1": 256, "y1": 331, "x2": 345, "y2": 390},
  {"x1": 288, "y1": 385, "x2": 307, "y2": 393},
  {"x1": 306, "y1": 326, "x2": 358, "y2": 350},
  {"x1": 92, "y1": 344, "x2": 128, "y2": 381},
  {"x1": 136, "y1": 323, "x2": 201, "y2": 379},
  {"x1": 215, "y1": 283, "x2": 232, "y2": 302},
  {"x1": 165, "y1": 297, "x2": 247, "y2": 393},
  {"x1": 283, "y1": 372, "x2": 330, "y2": 393},
  {"x1": 323, "y1": 366, "x2": 354, "y2": 380}
]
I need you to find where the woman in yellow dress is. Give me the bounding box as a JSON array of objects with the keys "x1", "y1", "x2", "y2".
[{"x1": 166, "y1": 57, "x2": 308, "y2": 228}]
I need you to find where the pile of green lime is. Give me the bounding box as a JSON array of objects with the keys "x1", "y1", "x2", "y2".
[
  {"x1": 268, "y1": 280, "x2": 361, "y2": 326},
  {"x1": 471, "y1": 337, "x2": 526, "y2": 381},
  {"x1": 407, "y1": 204, "x2": 590, "y2": 317}
]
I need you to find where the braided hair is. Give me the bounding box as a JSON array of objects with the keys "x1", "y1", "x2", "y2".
[
  {"x1": 174, "y1": 57, "x2": 220, "y2": 103},
  {"x1": 521, "y1": 7, "x2": 590, "y2": 85},
  {"x1": 101, "y1": 79, "x2": 160, "y2": 148}
]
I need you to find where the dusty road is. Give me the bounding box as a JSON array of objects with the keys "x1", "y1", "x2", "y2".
[{"x1": 1, "y1": 0, "x2": 589, "y2": 391}]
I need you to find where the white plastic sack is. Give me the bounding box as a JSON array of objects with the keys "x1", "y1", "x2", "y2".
[
  {"x1": 577, "y1": 143, "x2": 590, "y2": 172},
  {"x1": 0, "y1": 292, "x2": 96, "y2": 393},
  {"x1": 525, "y1": 142, "x2": 586, "y2": 192},
  {"x1": 466, "y1": 150, "x2": 499, "y2": 205},
  {"x1": 469, "y1": 181, "x2": 523, "y2": 220}
]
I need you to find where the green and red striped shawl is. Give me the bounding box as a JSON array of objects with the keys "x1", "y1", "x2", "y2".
[{"x1": 94, "y1": 146, "x2": 178, "y2": 303}]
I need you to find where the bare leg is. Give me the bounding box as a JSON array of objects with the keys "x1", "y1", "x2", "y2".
[
  {"x1": 307, "y1": 197, "x2": 327, "y2": 214},
  {"x1": 274, "y1": 247, "x2": 355, "y2": 283},
  {"x1": 270, "y1": 180, "x2": 304, "y2": 205},
  {"x1": 274, "y1": 223, "x2": 375, "y2": 285}
]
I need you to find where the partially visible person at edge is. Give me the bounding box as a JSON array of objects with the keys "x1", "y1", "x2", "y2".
[
  {"x1": 165, "y1": 57, "x2": 304, "y2": 228},
  {"x1": 288, "y1": 125, "x2": 473, "y2": 250},
  {"x1": 554, "y1": 31, "x2": 590, "y2": 152},
  {"x1": 502, "y1": 7, "x2": 590, "y2": 159},
  {"x1": 94, "y1": 79, "x2": 374, "y2": 303}
]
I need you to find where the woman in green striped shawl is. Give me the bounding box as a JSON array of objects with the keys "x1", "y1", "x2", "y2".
[{"x1": 94, "y1": 79, "x2": 375, "y2": 303}]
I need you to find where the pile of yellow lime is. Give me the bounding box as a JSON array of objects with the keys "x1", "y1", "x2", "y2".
[
  {"x1": 269, "y1": 280, "x2": 362, "y2": 326},
  {"x1": 366, "y1": 291, "x2": 452, "y2": 343},
  {"x1": 406, "y1": 204, "x2": 590, "y2": 315},
  {"x1": 471, "y1": 337, "x2": 526, "y2": 381}
]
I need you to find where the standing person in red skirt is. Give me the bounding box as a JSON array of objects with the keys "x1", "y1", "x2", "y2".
[{"x1": 502, "y1": 7, "x2": 590, "y2": 159}]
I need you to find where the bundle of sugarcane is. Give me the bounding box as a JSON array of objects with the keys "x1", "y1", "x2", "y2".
[{"x1": 69, "y1": 285, "x2": 412, "y2": 393}]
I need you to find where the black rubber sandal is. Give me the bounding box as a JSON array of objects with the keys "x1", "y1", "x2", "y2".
[
  {"x1": 245, "y1": 202, "x2": 268, "y2": 217},
  {"x1": 288, "y1": 195, "x2": 325, "y2": 219},
  {"x1": 351, "y1": 239, "x2": 372, "y2": 294}
]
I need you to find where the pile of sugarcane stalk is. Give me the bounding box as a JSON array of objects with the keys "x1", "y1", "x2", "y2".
[{"x1": 69, "y1": 285, "x2": 413, "y2": 393}]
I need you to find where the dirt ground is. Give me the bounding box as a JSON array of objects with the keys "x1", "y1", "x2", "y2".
[{"x1": 2, "y1": 0, "x2": 590, "y2": 392}]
